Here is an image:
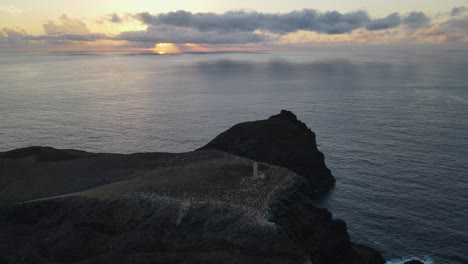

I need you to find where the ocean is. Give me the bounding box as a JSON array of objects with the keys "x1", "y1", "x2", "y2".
[{"x1": 0, "y1": 46, "x2": 467, "y2": 263}]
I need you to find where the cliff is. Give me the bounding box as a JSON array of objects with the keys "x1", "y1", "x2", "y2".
[
  {"x1": 198, "y1": 110, "x2": 335, "y2": 190},
  {"x1": 0, "y1": 111, "x2": 384, "y2": 264}
]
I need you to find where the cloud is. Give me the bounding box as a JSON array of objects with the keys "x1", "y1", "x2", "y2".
[
  {"x1": 126, "y1": 9, "x2": 434, "y2": 45},
  {"x1": 134, "y1": 9, "x2": 434, "y2": 36},
  {"x1": 401, "y1": 6, "x2": 466, "y2": 43},
  {"x1": 443, "y1": 18, "x2": 468, "y2": 29},
  {"x1": 116, "y1": 26, "x2": 271, "y2": 44},
  {"x1": 0, "y1": 27, "x2": 29, "y2": 50},
  {"x1": 43, "y1": 14, "x2": 91, "y2": 35},
  {"x1": 135, "y1": 9, "x2": 373, "y2": 35},
  {"x1": 366, "y1": 13, "x2": 401, "y2": 31},
  {"x1": 109, "y1": 13, "x2": 123, "y2": 23},
  {"x1": 444, "y1": 6, "x2": 468, "y2": 31},
  {"x1": 450, "y1": 6, "x2": 468, "y2": 17},
  {"x1": 438, "y1": 19, "x2": 468, "y2": 42},
  {"x1": 361, "y1": 11, "x2": 430, "y2": 31},
  {"x1": 25, "y1": 33, "x2": 109, "y2": 42},
  {"x1": 0, "y1": 5, "x2": 23, "y2": 14},
  {"x1": 0, "y1": 27, "x2": 27, "y2": 41},
  {"x1": 403, "y1": 11, "x2": 430, "y2": 28}
]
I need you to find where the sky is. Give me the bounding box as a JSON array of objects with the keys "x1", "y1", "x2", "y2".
[{"x1": 1, "y1": 0, "x2": 468, "y2": 52}]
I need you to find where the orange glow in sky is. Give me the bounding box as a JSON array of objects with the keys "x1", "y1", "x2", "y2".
[
  {"x1": 1, "y1": 0, "x2": 467, "y2": 52},
  {"x1": 153, "y1": 43, "x2": 181, "y2": 55}
]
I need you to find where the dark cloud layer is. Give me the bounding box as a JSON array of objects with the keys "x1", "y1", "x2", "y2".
[
  {"x1": 25, "y1": 33, "x2": 109, "y2": 42},
  {"x1": 133, "y1": 9, "x2": 433, "y2": 35},
  {"x1": 117, "y1": 9, "x2": 438, "y2": 45},
  {"x1": 365, "y1": 11, "x2": 429, "y2": 31},
  {"x1": 135, "y1": 9, "x2": 373, "y2": 35},
  {"x1": 403, "y1": 12, "x2": 430, "y2": 28},
  {"x1": 366, "y1": 13, "x2": 401, "y2": 30},
  {"x1": 116, "y1": 26, "x2": 270, "y2": 44}
]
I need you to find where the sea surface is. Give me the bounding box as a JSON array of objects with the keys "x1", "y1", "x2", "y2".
[{"x1": 1, "y1": 46, "x2": 467, "y2": 263}]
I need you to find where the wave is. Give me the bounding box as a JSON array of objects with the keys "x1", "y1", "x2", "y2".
[{"x1": 386, "y1": 256, "x2": 434, "y2": 264}]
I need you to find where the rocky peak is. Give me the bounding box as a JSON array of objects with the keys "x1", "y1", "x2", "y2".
[{"x1": 198, "y1": 110, "x2": 335, "y2": 190}]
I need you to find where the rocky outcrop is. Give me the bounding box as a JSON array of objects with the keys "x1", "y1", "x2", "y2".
[
  {"x1": 0, "y1": 111, "x2": 384, "y2": 264},
  {"x1": 198, "y1": 110, "x2": 335, "y2": 190}
]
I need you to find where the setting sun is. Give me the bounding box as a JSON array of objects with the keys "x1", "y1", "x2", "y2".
[{"x1": 153, "y1": 43, "x2": 180, "y2": 55}]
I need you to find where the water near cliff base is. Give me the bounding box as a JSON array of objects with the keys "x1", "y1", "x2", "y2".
[{"x1": 1, "y1": 46, "x2": 467, "y2": 263}]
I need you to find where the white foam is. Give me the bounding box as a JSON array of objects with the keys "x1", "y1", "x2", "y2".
[{"x1": 386, "y1": 256, "x2": 434, "y2": 264}]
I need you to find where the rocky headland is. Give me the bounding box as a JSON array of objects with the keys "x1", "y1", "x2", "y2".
[{"x1": 0, "y1": 110, "x2": 385, "y2": 264}]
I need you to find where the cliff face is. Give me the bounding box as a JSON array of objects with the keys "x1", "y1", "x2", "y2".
[
  {"x1": 198, "y1": 110, "x2": 335, "y2": 190},
  {"x1": 0, "y1": 111, "x2": 384, "y2": 264}
]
